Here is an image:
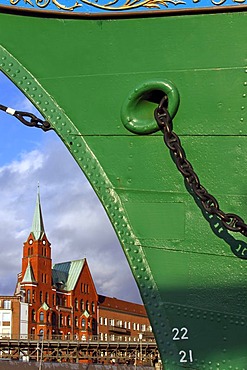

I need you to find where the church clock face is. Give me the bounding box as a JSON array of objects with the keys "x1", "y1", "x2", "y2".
[
  {"x1": 29, "y1": 239, "x2": 33, "y2": 245},
  {"x1": 42, "y1": 240, "x2": 46, "y2": 245}
]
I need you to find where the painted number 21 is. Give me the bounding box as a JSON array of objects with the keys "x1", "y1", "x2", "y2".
[
  {"x1": 172, "y1": 327, "x2": 194, "y2": 363},
  {"x1": 179, "y1": 350, "x2": 193, "y2": 363}
]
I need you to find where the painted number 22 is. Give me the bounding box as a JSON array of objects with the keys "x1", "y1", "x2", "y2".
[
  {"x1": 172, "y1": 327, "x2": 194, "y2": 363},
  {"x1": 172, "y1": 327, "x2": 189, "y2": 340}
]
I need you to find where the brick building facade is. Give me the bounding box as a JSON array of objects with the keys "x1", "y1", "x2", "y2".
[
  {"x1": 98, "y1": 295, "x2": 152, "y2": 342},
  {"x1": 2, "y1": 189, "x2": 152, "y2": 342}
]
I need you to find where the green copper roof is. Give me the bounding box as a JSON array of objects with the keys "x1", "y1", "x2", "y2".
[
  {"x1": 52, "y1": 259, "x2": 85, "y2": 291},
  {"x1": 22, "y1": 261, "x2": 36, "y2": 283},
  {"x1": 31, "y1": 186, "x2": 45, "y2": 241},
  {"x1": 41, "y1": 302, "x2": 49, "y2": 311}
]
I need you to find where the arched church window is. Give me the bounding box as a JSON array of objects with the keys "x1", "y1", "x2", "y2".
[
  {"x1": 92, "y1": 318, "x2": 96, "y2": 331},
  {"x1": 40, "y1": 291, "x2": 43, "y2": 303},
  {"x1": 91, "y1": 301, "x2": 95, "y2": 313},
  {"x1": 40, "y1": 311, "x2": 44, "y2": 323},
  {"x1": 86, "y1": 300, "x2": 89, "y2": 312},
  {"x1": 80, "y1": 299, "x2": 84, "y2": 311},
  {"x1": 52, "y1": 312, "x2": 57, "y2": 326},
  {"x1": 75, "y1": 298, "x2": 78, "y2": 310},
  {"x1": 27, "y1": 290, "x2": 31, "y2": 303},
  {"x1": 31, "y1": 309, "x2": 35, "y2": 322},
  {"x1": 67, "y1": 315, "x2": 71, "y2": 326},
  {"x1": 81, "y1": 318, "x2": 86, "y2": 330}
]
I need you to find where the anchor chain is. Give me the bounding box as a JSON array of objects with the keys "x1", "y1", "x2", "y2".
[
  {"x1": 154, "y1": 96, "x2": 247, "y2": 237},
  {"x1": 0, "y1": 104, "x2": 52, "y2": 132}
]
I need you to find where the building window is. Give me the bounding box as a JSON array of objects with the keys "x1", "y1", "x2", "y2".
[
  {"x1": 2, "y1": 313, "x2": 11, "y2": 325},
  {"x1": 91, "y1": 301, "x2": 95, "y2": 313},
  {"x1": 86, "y1": 300, "x2": 89, "y2": 312},
  {"x1": 92, "y1": 318, "x2": 96, "y2": 331},
  {"x1": 141, "y1": 324, "x2": 146, "y2": 332},
  {"x1": 116, "y1": 320, "x2": 122, "y2": 327},
  {"x1": 75, "y1": 298, "x2": 78, "y2": 310},
  {"x1": 52, "y1": 312, "x2": 57, "y2": 326},
  {"x1": 81, "y1": 318, "x2": 86, "y2": 330},
  {"x1": 40, "y1": 311, "x2": 44, "y2": 323},
  {"x1": 80, "y1": 299, "x2": 84, "y2": 311},
  {"x1": 27, "y1": 290, "x2": 31, "y2": 303},
  {"x1": 40, "y1": 291, "x2": 43, "y2": 304},
  {"x1": 32, "y1": 309, "x2": 36, "y2": 322},
  {"x1": 136, "y1": 323, "x2": 140, "y2": 331},
  {"x1": 99, "y1": 317, "x2": 103, "y2": 325},
  {"x1": 104, "y1": 318, "x2": 107, "y2": 326},
  {"x1": 75, "y1": 316, "x2": 78, "y2": 327},
  {"x1": 3, "y1": 300, "x2": 11, "y2": 309},
  {"x1": 128, "y1": 322, "x2": 131, "y2": 330},
  {"x1": 67, "y1": 315, "x2": 71, "y2": 327},
  {"x1": 32, "y1": 291, "x2": 35, "y2": 303},
  {"x1": 109, "y1": 319, "x2": 114, "y2": 326},
  {"x1": 31, "y1": 327, "x2": 35, "y2": 339},
  {"x1": 45, "y1": 292, "x2": 49, "y2": 303},
  {"x1": 59, "y1": 314, "x2": 63, "y2": 327},
  {"x1": 133, "y1": 323, "x2": 136, "y2": 330}
]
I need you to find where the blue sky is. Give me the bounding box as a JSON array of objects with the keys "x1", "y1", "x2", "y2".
[{"x1": 0, "y1": 71, "x2": 141, "y2": 303}]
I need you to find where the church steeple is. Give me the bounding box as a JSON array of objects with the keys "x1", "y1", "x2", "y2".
[{"x1": 31, "y1": 184, "x2": 45, "y2": 241}]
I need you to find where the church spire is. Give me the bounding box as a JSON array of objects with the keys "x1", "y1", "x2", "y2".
[{"x1": 31, "y1": 184, "x2": 45, "y2": 240}]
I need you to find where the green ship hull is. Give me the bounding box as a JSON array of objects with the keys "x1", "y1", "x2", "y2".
[{"x1": 0, "y1": 8, "x2": 247, "y2": 369}]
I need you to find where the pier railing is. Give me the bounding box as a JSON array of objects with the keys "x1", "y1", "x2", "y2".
[{"x1": 0, "y1": 336, "x2": 158, "y2": 364}]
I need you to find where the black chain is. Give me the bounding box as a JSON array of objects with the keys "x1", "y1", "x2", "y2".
[
  {"x1": 154, "y1": 96, "x2": 247, "y2": 237},
  {"x1": 0, "y1": 104, "x2": 52, "y2": 132}
]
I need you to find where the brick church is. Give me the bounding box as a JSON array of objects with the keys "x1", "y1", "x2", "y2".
[{"x1": 6, "y1": 189, "x2": 152, "y2": 342}]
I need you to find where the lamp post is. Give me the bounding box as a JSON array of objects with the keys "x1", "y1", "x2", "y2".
[
  {"x1": 139, "y1": 333, "x2": 143, "y2": 364},
  {"x1": 38, "y1": 332, "x2": 44, "y2": 370}
]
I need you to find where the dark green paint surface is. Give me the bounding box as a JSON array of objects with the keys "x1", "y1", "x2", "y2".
[{"x1": 0, "y1": 10, "x2": 247, "y2": 369}]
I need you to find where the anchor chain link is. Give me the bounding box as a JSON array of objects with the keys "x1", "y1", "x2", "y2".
[
  {"x1": 154, "y1": 96, "x2": 247, "y2": 237},
  {"x1": 0, "y1": 104, "x2": 52, "y2": 132}
]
